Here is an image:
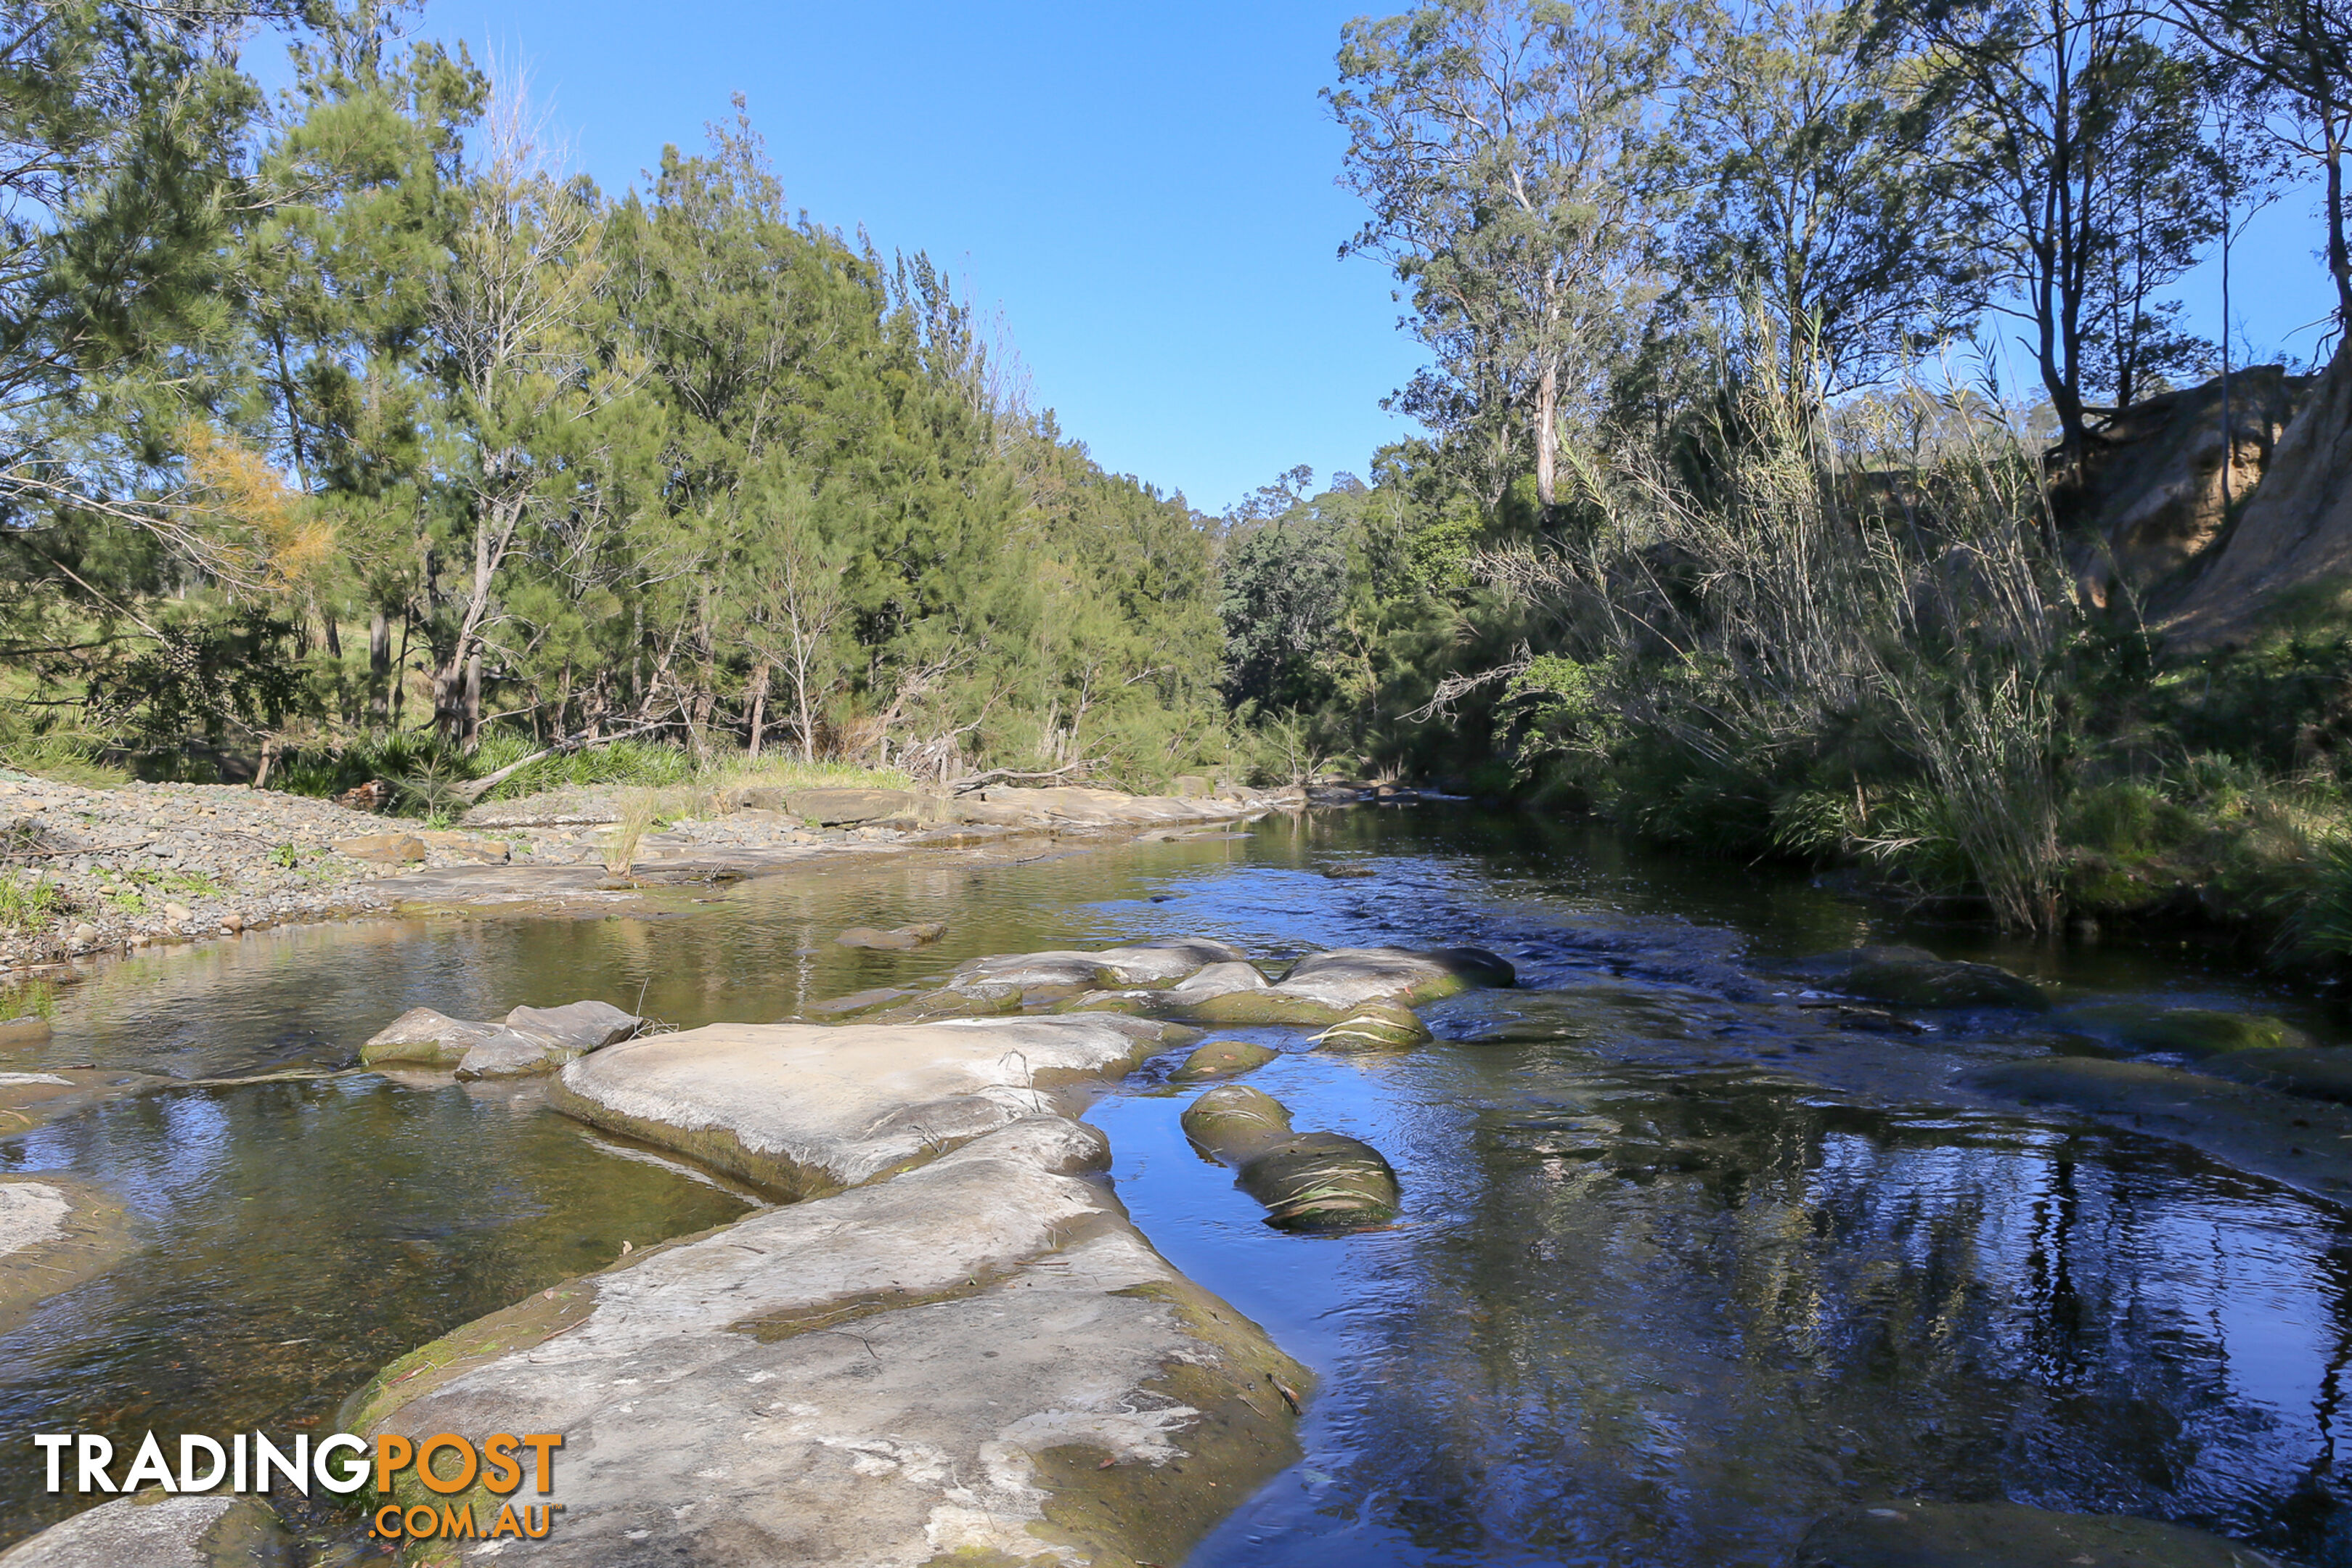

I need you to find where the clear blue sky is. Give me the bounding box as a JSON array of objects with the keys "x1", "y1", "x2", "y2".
[{"x1": 384, "y1": 1, "x2": 2340, "y2": 509}]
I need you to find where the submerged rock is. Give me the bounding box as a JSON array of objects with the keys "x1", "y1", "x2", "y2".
[
  {"x1": 1961, "y1": 1056, "x2": 2352, "y2": 1200},
  {"x1": 1170, "y1": 1038, "x2": 1280, "y2": 1082},
  {"x1": 1794, "y1": 1498, "x2": 2282, "y2": 1567},
  {"x1": 953, "y1": 937, "x2": 1249, "y2": 992},
  {"x1": 340, "y1": 1117, "x2": 1310, "y2": 1568},
  {"x1": 0, "y1": 1493, "x2": 292, "y2": 1567},
  {"x1": 833, "y1": 920, "x2": 946, "y2": 950},
  {"x1": 1808, "y1": 948, "x2": 2049, "y2": 1011},
  {"x1": 547, "y1": 1016, "x2": 1154, "y2": 1198},
  {"x1": 0, "y1": 1172, "x2": 131, "y2": 1337},
  {"x1": 1180, "y1": 1084, "x2": 1401, "y2": 1231},
  {"x1": 2202, "y1": 1045, "x2": 2352, "y2": 1103},
  {"x1": 1315, "y1": 1000, "x2": 1433, "y2": 1052},
  {"x1": 452, "y1": 1026, "x2": 563, "y2": 1080},
  {"x1": 2054, "y1": 1002, "x2": 2310, "y2": 1058}
]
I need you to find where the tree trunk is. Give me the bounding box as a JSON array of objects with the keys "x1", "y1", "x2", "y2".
[
  {"x1": 463, "y1": 653, "x2": 483, "y2": 750},
  {"x1": 1533, "y1": 359, "x2": 1559, "y2": 514},
  {"x1": 368, "y1": 611, "x2": 391, "y2": 725},
  {"x1": 748, "y1": 661, "x2": 770, "y2": 760},
  {"x1": 2328, "y1": 120, "x2": 2352, "y2": 330}
]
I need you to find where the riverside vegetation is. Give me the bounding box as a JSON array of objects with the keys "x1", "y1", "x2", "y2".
[{"x1": 9, "y1": 0, "x2": 2352, "y2": 967}]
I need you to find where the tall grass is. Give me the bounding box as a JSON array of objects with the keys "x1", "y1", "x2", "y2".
[{"x1": 1479, "y1": 361, "x2": 2078, "y2": 931}]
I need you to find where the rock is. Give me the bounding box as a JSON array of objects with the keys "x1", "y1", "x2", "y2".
[
  {"x1": 2202, "y1": 1045, "x2": 2352, "y2": 1103},
  {"x1": 332, "y1": 831, "x2": 426, "y2": 864},
  {"x1": 0, "y1": 1014, "x2": 49, "y2": 1045},
  {"x1": 0, "y1": 1493, "x2": 293, "y2": 1567},
  {"x1": 340, "y1": 1117, "x2": 1309, "y2": 1568},
  {"x1": 217, "y1": 913, "x2": 242, "y2": 934},
  {"x1": 867, "y1": 981, "x2": 1025, "y2": 1024},
  {"x1": 359, "y1": 1006, "x2": 499, "y2": 1067},
  {"x1": 162, "y1": 901, "x2": 192, "y2": 924},
  {"x1": 1171, "y1": 773, "x2": 1215, "y2": 798},
  {"x1": 1807, "y1": 948, "x2": 2049, "y2": 1011},
  {"x1": 333, "y1": 778, "x2": 391, "y2": 812},
  {"x1": 1961, "y1": 1056, "x2": 2352, "y2": 1200},
  {"x1": 803, "y1": 985, "x2": 912, "y2": 1019},
  {"x1": 1794, "y1": 1498, "x2": 2283, "y2": 1567},
  {"x1": 454, "y1": 1026, "x2": 562, "y2": 1080},
  {"x1": 1315, "y1": 1000, "x2": 1433, "y2": 1052},
  {"x1": 417, "y1": 829, "x2": 510, "y2": 863},
  {"x1": 954, "y1": 938, "x2": 1249, "y2": 992},
  {"x1": 1189, "y1": 946, "x2": 1504, "y2": 1026},
  {"x1": 784, "y1": 787, "x2": 928, "y2": 825},
  {"x1": 1181, "y1": 1085, "x2": 1401, "y2": 1232},
  {"x1": 0, "y1": 1173, "x2": 133, "y2": 1338},
  {"x1": 1165, "y1": 960, "x2": 1272, "y2": 1006},
  {"x1": 547, "y1": 1016, "x2": 1156, "y2": 1198},
  {"x1": 1170, "y1": 1039, "x2": 1281, "y2": 1082},
  {"x1": 2053, "y1": 1002, "x2": 2310, "y2": 1057},
  {"x1": 833, "y1": 920, "x2": 947, "y2": 950},
  {"x1": 505, "y1": 1000, "x2": 641, "y2": 1058},
  {"x1": 68, "y1": 922, "x2": 97, "y2": 947}
]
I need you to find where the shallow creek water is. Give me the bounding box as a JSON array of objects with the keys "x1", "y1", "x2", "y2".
[{"x1": 2, "y1": 808, "x2": 2348, "y2": 1564}]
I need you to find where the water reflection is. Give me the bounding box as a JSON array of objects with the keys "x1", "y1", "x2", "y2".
[{"x1": 1, "y1": 809, "x2": 2346, "y2": 1564}]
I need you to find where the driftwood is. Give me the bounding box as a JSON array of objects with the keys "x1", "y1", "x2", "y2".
[
  {"x1": 946, "y1": 761, "x2": 1093, "y2": 796},
  {"x1": 452, "y1": 722, "x2": 670, "y2": 804}
]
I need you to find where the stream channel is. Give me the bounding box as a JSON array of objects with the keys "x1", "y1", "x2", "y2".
[{"x1": 1, "y1": 805, "x2": 2347, "y2": 1565}]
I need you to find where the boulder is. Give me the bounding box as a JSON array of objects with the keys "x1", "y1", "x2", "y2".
[
  {"x1": 331, "y1": 832, "x2": 426, "y2": 865},
  {"x1": 1188, "y1": 946, "x2": 1506, "y2": 1026},
  {"x1": 547, "y1": 1016, "x2": 1155, "y2": 1198},
  {"x1": 505, "y1": 999, "x2": 642, "y2": 1058},
  {"x1": 1794, "y1": 1498, "x2": 2283, "y2": 1567},
  {"x1": 952, "y1": 938, "x2": 1249, "y2": 992},
  {"x1": 340, "y1": 1118, "x2": 1310, "y2": 1568},
  {"x1": 802, "y1": 985, "x2": 912, "y2": 1019},
  {"x1": 867, "y1": 981, "x2": 1024, "y2": 1024},
  {"x1": 454, "y1": 1026, "x2": 563, "y2": 1080},
  {"x1": 1315, "y1": 1000, "x2": 1433, "y2": 1053},
  {"x1": 1180, "y1": 1085, "x2": 1400, "y2": 1233},
  {"x1": 2052, "y1": 1003, "x2": 2309, "y2": 1058},
  {"x1": 834, "y1": 920, "x2": 947, "y2": 950},
  {"x1": 1806, "y1": 949, "x2": 2049, "y2": 1011},
  {"x1": 1166, "y1": 960, "x2": 1272, "y2": 1007},
  {"x1": 417, "y1": 829, "x2": 510, "y2": 863},
  {"x1": 2202, "y1": 1045, "x2": 2352, "y2": 1103},
  {"x1": 358, "y1": 1006, "x2": 499, "y2": 1067},
  {"x1": 1170, "y1": 1039, "x2": 1280, "y2": 1082},
  {"x1": 0, "y1": 1493, "x2": 292, "y2": 1567}
]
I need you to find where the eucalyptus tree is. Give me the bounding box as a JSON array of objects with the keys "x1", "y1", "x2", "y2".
[
  {"x1": 1887, "y1": 0, "x2": 2227, "y2": 457},
  {"x1": 1328, "y1": 0, "x2": 1673, "y2": 520},
  {"x1": 1671, "y1": 0, "x2": 1983, "y2": 399}
]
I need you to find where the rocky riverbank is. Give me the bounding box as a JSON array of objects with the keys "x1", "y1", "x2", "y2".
[{"x1": 0, "y1": 775, "x2": 1299, "y2": 982}]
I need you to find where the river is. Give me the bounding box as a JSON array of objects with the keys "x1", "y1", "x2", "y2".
[{"x1": 1, "y1": 807, "x2": 2344, "y2": 1564}]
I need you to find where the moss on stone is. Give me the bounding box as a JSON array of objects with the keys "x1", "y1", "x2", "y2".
[{"x1": 1169, "y1": 1040, "x2": 1279, "y2": 1082}]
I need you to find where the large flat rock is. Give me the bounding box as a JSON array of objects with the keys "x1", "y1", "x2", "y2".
[
  {"x1": 0, "y1": 1494, "x2": 289, "y2": 1567},
  {"x1": 547, "y1": 1016, "x2": 1156, "y2": 1198},
  {"x1": 0, "y1": 1173, "x2": 132, "y2": 1336},
  {"x1": 343, "y1": 1117, "x2": 1309, "y2": 1568}
]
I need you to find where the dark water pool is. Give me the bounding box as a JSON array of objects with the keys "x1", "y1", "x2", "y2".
[{"x1": 1, "y1": 809, "x2": 2345, "y2": 1564}]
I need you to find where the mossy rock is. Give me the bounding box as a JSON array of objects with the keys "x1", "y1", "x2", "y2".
[
  {"x1": 1315, "y1": 1001, "x2": 1432, "y2": 1053},
  {"x1": 2203, "y1": 1045, "x2": 2352, "y2": 1103},
  {"x1": 2055, "y1": 1003, "x2": 2310, "y2": 1058},
  {"x1": 1169, "y1": 1040, "x2": 1279, "y2": 1082},
  {"x1": 1837, "y1": 957, "x2": 2049, "y2": 1012},
  {"x1": 1795, "y1": 1498, "x2": 2283, "y2": 1567},
  {"x1": 1186, "y1": 989, "x2": 1349, "y2": 1027},
  {"x1": 1180, "y1": 1084, "x2": 1294, "y2": 1161},
  {"x1": 1048, "y1": 989, "x2": 1154, "y2": 1016},
  {"x1": 1238, "y1": 1132, "x2": 1400, "y2": 1232}
]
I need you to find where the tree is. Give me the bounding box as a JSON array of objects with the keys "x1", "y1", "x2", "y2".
[
  {"x1": 1892, "y1": 0, "x2": 2227, "y2": 456},
  {"x1": 1329, "y1": 0, "x2": 1670, "y2": 517},
  {"x1": 1673, "y1": 0, "x2": 1983, "y2": 397}
]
